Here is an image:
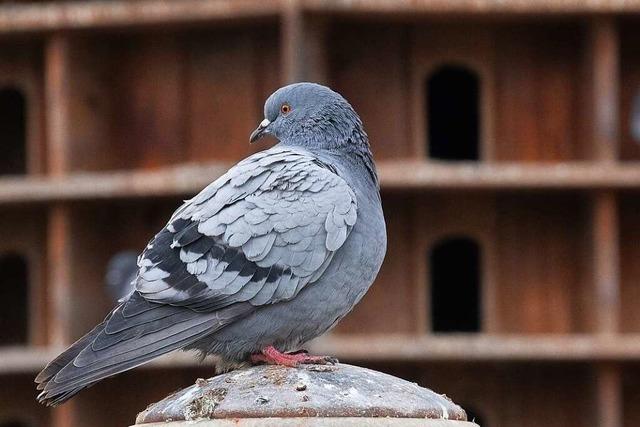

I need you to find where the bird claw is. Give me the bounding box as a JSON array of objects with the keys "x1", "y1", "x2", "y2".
[
  {"x1": 250, "y1": 346, "x2": 338, "y2": 367},
  {"x1": 299, "y1": 355, "x2": 339, "y2": 365},
  {"x1": 286, "y1": 349, "x2": 338, "y2": 364}
]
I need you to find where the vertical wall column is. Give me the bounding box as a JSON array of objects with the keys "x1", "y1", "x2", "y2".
[
  {"x1": 45, "y1": 33, "x2": 74, "y2": 346},
  {"x1": 591, "y1": 18, "x2": 620, "y2": 162},
  {"x1": 281, "y1": 0, "x2": 303, "y2": 83},
  {"x1": 588, "y1": 17, "x2": 622, "y2": 427},
  {"x1": 280, "y1": 0, "x2": 327, "y2": 84},
  {"x1": 593, "y1": 191, "x2": 622, "y2": 427},
  {"x1": 593, "y1": 191, "x2": 620, "y2": 335},
  {"x1": 596, "y1": 364, "x2": 623, "y2": 427},
  {"x1": 45, "y1": 33, "x2": 77, "y2": 427}
]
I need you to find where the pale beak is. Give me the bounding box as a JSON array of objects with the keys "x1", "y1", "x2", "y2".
[{"x1": 249, "y1": 118, "x2": 271, "y2": 143}]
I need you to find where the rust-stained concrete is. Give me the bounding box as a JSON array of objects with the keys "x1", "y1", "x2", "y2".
[{"x1": 134, "y1": 363, "x2": 474, "y2": 425}]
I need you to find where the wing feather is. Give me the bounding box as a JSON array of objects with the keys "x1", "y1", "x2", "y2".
[{"x1": 136, "y1": 146, "x2": 358, "y2": 311}]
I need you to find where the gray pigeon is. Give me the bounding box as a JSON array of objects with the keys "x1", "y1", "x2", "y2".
[
  {"x1": 35, "y1": 82, "x2": 387, "y2": 406},
  {"x1": 632, "y1": 88, "x2": 640, "y2": 142},
  {"x1": 104, "y1": 251, "x2": 138, "y2": 302}
]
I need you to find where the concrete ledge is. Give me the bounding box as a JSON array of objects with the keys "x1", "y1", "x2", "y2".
[
  {"x1": 134, "y1": 364, "x2": 476, "y2": 425},
  {"x1": 138, "y1": 418, "x2": 479, "y2": 426}
]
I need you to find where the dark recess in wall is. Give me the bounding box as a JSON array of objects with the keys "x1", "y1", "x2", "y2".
[
  {"x1": 427, "y1": 65, "x2": 480, "y2": 161},
  {"x1": 0, "y1": 87, "x2": 27, "y2": 175},
  {"x1": 0, "y1": 254, "x2": 29, "y2": 345},
  {"x1": 430, "y1": 237, "x2": 481, "y2": 332}
]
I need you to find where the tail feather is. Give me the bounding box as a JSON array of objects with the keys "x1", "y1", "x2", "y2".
[
  {"x1": 38, "y1": 321, "x2": 216, "y2": 405},
  {"x1": 35, "y1": 293, "x2": 254, "y2": 406},
  {"x1": 50, "y1": 316, "x2": 216, "y2": 389},
  {"x1": 35, "y1": 320, "x2": 108, "y2": 389},
  {"x1": 36, "y1": 313, "x2": 219, "y2": 406}
]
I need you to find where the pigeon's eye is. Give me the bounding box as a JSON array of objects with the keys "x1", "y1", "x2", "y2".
[{"x1": 280, "y1": 104, "x2": 291, "y2": 115}]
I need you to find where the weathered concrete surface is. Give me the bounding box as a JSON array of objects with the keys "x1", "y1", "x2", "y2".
[
  {"x1": 134, "y1": 363, "x2": 476, "y2": 426},
  {"x1": 138, "y1": 418, "x2": 478, "y2": 426}
]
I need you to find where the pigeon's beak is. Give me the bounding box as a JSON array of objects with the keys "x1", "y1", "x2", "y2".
[{"x1": 250, "y1": 118, "x2": 271, "y2": 144}]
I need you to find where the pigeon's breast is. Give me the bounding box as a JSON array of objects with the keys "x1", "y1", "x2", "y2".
[
  {"x1": 276, "y1": 180, "x2": 387, "y2": 342},
  {"x1": 201, "y1": 179, "x2": 386, "y2": 360}
]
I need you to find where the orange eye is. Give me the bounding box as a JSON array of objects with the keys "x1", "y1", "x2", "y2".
[{"x1": 281, "y1": 104, "x2": 291, "y2": 115}]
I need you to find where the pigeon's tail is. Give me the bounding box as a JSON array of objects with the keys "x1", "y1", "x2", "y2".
[
  {"x1": 35, "y1": 320, "x2": 108, "y2": 390},
  {"x1": 34, "y1": 293, "x2": 240, "y2": 406}
]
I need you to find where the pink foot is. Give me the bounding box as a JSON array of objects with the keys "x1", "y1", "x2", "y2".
[{"x1": 250, "y1": 346, "x2": 338, "y2": 367}]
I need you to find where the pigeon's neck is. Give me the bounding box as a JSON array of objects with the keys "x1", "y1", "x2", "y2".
[
  {"x1": 304, "y1": 130, "x2": 380, "y2": 192},
  {"x1": 282, "y1": 111, "x2": 379, "y2": 189},
  {"x1": 344, "y1": 131, "x2": 380, "y2": 191}
]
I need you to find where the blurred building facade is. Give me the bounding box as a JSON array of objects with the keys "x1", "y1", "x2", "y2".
[{"x1": 0, "y1": 0, "x2": 638, "y2": 426}]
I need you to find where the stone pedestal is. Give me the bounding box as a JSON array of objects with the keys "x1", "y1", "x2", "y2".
[{"x1": 133, "y1": 364, "x2": 479, "y2": 426}]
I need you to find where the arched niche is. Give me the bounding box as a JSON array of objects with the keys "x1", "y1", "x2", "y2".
[
  {"x1": 0, "y1": 87, "x2": 27, "y2": 175},
  {"x1": 0, "y1": 253, "x2": 29, "y2": 345},
  {"x1": 426, "y1": 65, "x2": 480, "y2": 161},
  {"x1": 429, "y1": 236, "x2": 482, "y2": 333}
]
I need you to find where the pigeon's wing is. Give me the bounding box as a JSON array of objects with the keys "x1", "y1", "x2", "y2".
[
  {"x1": 135, "y1": 145, "x2": 358, "y2": 310},
  {"x1": 37, "y1": 146, "x2": 357, "y2": 406}
]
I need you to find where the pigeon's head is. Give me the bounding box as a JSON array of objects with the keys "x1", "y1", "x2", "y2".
[{"x1": 250, "y1": 82, "x2": 367, "y2": 150}]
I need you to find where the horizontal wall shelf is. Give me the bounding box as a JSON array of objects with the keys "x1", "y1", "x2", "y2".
[
  {"x1": 8, "y1": 334, "x2": 640, "y2": 375},
  {"x1": 3, "y1": 161, "x2": 640, "y2": 205},
  {"x1": 0, "y1": 162, "x2": 232, "y2": 204},
  {"x1": 0, "y1": 346, "x2": 220, "y2": 375},
  {"x1": 3, "y1": 0, "x2": 640, "y2": 37},
  {"x1": 0, "y1": 0, "x2": 280, "y2": 35},
  {"x1": 379, "y1": 162, "x2": 640, "y2": 190},
  {"x1": 310, "y1": 334, "x2": 640, "y2": 362},
  {"x1": 303, "y1": 0, "x2": 640, "y2": 14}
]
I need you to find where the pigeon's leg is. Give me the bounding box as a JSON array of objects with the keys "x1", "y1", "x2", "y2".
[
  {"x1": 250, "y1": 346, "x2": 338, "y2": 367},
  {"x1": 250, "y1": 346, "x2": 299, "y2": 367}
]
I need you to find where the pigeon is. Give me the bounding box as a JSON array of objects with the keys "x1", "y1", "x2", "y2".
[
  {"x1": 632, "y1": 88, "x2": 640, "y2": 142},
  {"x1": 104, "y1": 251, "x2": 138, "y2": 302},
  {"x1": 35, "y1": 82, "x2": 387, "y2": 406}
]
